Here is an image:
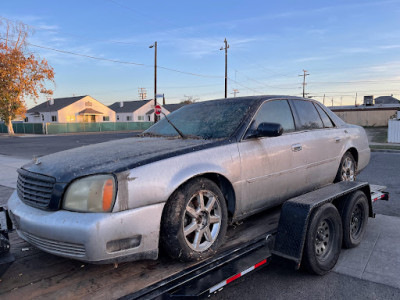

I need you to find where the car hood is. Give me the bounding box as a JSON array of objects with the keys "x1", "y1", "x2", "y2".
[{"x1": 22, "y1": 137, "x2": 227, "y2": 183}]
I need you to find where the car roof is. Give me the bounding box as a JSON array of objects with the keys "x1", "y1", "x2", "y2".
[{"x1": 190, "y1": 95, "x2": 309, "y2": 108}]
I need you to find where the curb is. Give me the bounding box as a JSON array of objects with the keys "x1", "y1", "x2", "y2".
[{"x1": 371, "y1": 149, "x2": 400, "y2": 153}]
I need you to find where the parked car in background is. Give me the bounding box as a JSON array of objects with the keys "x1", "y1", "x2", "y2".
[{"x1": 8, "y1": 96, "x2": 370, "y2": 263}]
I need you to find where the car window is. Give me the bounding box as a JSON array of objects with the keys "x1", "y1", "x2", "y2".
[
  {"x1": 292, "y1": 100, "x2": 324, "y2": 130},
  {"x1": 144, "y1": 101, "x2": 251, "y2": 139},
  {"x1": 314, "y1": 103, "x2": 335, "y2": 128},
  {"x1": 251, "y1": 100, "x2": 295, "y2": 134}
]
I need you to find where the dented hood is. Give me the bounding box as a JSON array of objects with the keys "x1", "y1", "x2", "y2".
[{"x1": 22, "y1": 137, "x2": 224, "y2": 183}]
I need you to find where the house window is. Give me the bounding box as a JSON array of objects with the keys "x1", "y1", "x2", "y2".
[
  {"x1": 103, "y1": 116, "x2": 110, "y2": 121},
  {"x1": 24, "y1": 117, "x2": 29, "y2": 122},
  {"x1": 41, "y1": 115, "x2": 44, "y2": 121},
  {"x1": 138, "y1": 116, "x2": 144, "y2": 121},
  {"x1": 51, "y1": 116, "x2": 57, "y2": 122},
  {"x1": 126, "y1": 116, "x2": 132, "y2": 121},
  {"x1": 117, "y1": 115, "x2": 120, "y2": 121}
]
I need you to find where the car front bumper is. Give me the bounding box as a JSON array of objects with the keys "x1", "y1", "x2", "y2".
[{"x1": 7, "y1": 191, "x2": 165, "y2": 264}]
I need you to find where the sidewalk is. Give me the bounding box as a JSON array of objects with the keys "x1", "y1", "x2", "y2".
[
  {"x1": 0, "y1": 154, "x2": 29, "y2": 188},
  {"x1": 334, "y1": 214, "x2": 400, "y2": 289}
]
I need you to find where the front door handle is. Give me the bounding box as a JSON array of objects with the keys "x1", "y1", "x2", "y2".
[
  {"x1": 291, "y1": 144, "x2": 302, "y2": 152},
  {"x1": 334, "y1": 137, "x2": 341, "y2": 143}
]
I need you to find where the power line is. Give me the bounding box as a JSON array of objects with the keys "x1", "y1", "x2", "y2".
[{"x1": 0, "y1": 37, "x2": 223, "y2": 78}]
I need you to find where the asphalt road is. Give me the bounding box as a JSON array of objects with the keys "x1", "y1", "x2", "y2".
[
  {"x1": 0, "y1": 133, "x2": 399, "y2": 299},
  {"x1": 0, "y1": 132, "x2": 139, "y2": 159},
  {"x1": 358, "y1": 152, "x2": 400, "y2": 217}
]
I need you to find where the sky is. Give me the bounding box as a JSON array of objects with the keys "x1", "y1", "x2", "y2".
[{"x1": 2, "y1": 0, "x2": 400, "y2": 109}]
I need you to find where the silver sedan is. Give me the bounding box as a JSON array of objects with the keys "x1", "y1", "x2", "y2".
[{"x1": 8, "y1": 96, "x2": 370, "y2": 263}]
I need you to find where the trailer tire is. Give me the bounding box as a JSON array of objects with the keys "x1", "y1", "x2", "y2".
[
  {"x1": 340, "y1": 191, "x2": 369, "y2": 249},
  {"x1": 335, "y1": 152, "x2": 357, "y2": 182},
  {"x1": 303, "y1": 203, "x2": 342, "y2": 275},
  {"x1": 160, "y1": 178, "x2": 228, "y2": 261}
]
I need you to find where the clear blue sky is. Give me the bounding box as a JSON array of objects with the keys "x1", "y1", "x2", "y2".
[{"x1": 2, "y1": 0, "x2": 400, "y2": 108}]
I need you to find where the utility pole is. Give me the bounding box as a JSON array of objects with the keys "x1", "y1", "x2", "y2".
[
  {"x1": 299, "y1": 70, "x2": 309, "y2": 98},
  {"x1": 231, "y1": 89, "x2": 239, "y2": 98},
  {"x1": 355, "y1": 92, "x2": 358, "y2": 106},
  {"x1": 323, "y1": 94, "x2": 326, "y2": 106},
  {"x1": 331, "y1": 97, "x2": 334, "y2": 107},
  {"x1": 149, "y1": 41, "x2": 157, "y2": 123},
  {"x1": 138, "y1": 88, "x2": 147, "y2": 100},
  {"x1": 220, "y1": 38, "x2": 229, "y2": 98},
  {"x1": 163, "y1": 94, "x2": 165, "y2": 106}
]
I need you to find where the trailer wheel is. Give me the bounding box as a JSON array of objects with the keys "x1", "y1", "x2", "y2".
[
  {"x1": 303, "y1": 203, "x2": 342, "y2": 275},
  {"x1": 340, "y1": 191, "x2": 369, "y2": 249},
  {"x1": 160, "y1": 177, "x2": 228, "y2": 261},
  {"x1": 335, "y1": 152, "x2": 357, "y2": 182}
]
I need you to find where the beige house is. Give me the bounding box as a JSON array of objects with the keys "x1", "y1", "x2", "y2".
[{"x1": 26, "y1": 95, "x2": 116, "y2": 123}]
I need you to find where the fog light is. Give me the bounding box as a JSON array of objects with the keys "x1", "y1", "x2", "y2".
[{"x1": 106, "y1": 236, "x2": 142, "y2": 253}]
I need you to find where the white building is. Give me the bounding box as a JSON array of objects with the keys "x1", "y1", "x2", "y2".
[
  {"x1": 26, "y1": 95, "x2": 116, "y2": 123},
  {"x1": 108, "y1": 100, "x2": 171, "y2": 122}
]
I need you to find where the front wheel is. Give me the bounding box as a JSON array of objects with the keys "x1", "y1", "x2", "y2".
[
  {"x1": 160, "y1": 178, "x2": 228, "y2": 261},
  {"x1": 302, "y1": 203, "x2": 343, "y2": 275}
]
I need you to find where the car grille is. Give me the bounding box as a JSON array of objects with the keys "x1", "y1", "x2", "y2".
[
  {"x1": 19, "y1": 230, "x2": 86, "y2": 258},
  {"x1": 17, "y1": 169, "x2": 55, "y2": 209}
]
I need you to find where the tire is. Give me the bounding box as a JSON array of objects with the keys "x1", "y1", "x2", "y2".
[
  {"x1": 302, "y1": 203, "x2": 343, "y2": 275},
  {"x1": 160, "y1": 177, "x2": 228, "y2": 261},
  {"x1": 340, "y1": 191, "x2": 369, "y2": 249},
  {"x1": 335, "y1": 152, "x2": 357, "y2": 182}
]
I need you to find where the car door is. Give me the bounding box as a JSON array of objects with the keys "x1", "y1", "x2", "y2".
[
  {"x1": 237, "y1": 99, "x2": 308, "y2": 215},
  {"x1": 289, "y1": 100, "x2": 345, "y2": 190}
]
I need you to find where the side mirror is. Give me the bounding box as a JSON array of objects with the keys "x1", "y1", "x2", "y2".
[{"x1": 248, "y1": 122, "x2": 283, "y2": 138}]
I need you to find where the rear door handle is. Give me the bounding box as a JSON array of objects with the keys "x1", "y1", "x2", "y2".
[
  {"x1": 334, "y1": 137, "x2": 341, "y2": 143},
  {"x1": 291, "y1": 144, "x2": 302, "y2": 152}
]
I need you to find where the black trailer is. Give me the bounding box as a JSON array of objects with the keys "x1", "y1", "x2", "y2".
[{"x1": 0, "y1": 182, "x2": 388, "y2": 299}]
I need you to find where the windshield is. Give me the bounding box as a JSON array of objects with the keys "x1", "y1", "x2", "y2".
[{"x1": 144, "y1": 100, "x2": 251, "y2": 139}]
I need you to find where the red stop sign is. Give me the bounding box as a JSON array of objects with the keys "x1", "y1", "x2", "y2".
[{"x1": 155, "y1": 105, "x2": 162, "y2": 115}]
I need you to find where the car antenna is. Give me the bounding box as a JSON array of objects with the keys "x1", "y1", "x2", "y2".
[{"x1": 160, "y1": 112, "x2": 186, "y2": 139}]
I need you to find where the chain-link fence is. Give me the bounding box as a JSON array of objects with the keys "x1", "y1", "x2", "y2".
[
  {"x1": 0, "y1": 122, "x2": 153, "y2": 134},
  {"x1": 0, "y1": 122, "x2": 45, "y2": 134}
]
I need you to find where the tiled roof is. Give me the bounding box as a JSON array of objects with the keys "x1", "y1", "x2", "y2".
[
  {"x1": 108, "y1": 100, "x2": 151, "y2": 113},
  {"x1": 163, "y1": 103, "x2": 186, "y2": 112},
  {"x1": 27, "y1": 96, "x2": 88, "y2": 113}
]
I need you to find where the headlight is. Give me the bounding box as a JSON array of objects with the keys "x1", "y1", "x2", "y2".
[{"x1": 63, "y1": 175, "x2": 116, "y2": 212}]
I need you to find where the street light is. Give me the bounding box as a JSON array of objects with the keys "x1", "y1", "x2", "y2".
[{"x1": 149, "y1": 41, "x2": 157, "y2": 123}]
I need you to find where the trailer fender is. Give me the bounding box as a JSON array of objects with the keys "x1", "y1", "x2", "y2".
[{"x1": 272, "y1": 181, "x2": 372, "y2": 269}]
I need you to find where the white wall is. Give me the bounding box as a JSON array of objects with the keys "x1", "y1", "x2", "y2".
[{"x1": 388, "y1": 119, "x2": 400, "y2": 143}]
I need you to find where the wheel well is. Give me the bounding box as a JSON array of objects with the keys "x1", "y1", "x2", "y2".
[
  {"x1": 347, "y1": 147, "x2": 358, "y2": 164},
  {"x1": 171, "y1": 173, "x2": 236, "y2": 219}
]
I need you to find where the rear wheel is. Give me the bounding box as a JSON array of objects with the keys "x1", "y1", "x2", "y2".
[
  {"x1": 340, "y1": 191, "x2": 369, "y2": 248},
  {"x1": 302, "y1": 203, "x2": 343, "y2": 275},
  {"x1": 160, "y1": 178, "x2": 228, "y2": 261},
  {"x1": 335, "y1": 152, "x2": 357, "y2": 182}
]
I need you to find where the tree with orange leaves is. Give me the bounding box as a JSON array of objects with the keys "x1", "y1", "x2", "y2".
[{"x1": 0, "y1": 18, "x2": 54, "y2": 135}]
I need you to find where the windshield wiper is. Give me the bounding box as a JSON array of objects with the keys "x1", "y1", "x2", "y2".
[{"x1": 160, "y1": 112, "x2": 186, "y2": 139}]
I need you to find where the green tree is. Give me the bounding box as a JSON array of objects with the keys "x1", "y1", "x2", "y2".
[{"x1": 0, "y1": 18, "x2": 54, "y2": 135}]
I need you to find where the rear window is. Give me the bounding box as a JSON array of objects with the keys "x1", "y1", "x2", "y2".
[
  {"x1": 315, "y1": 103, "x2": 334, "y2": 128},
  {"x1": 292, "y1": 100, "x2": 324, "y2": 130}
]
